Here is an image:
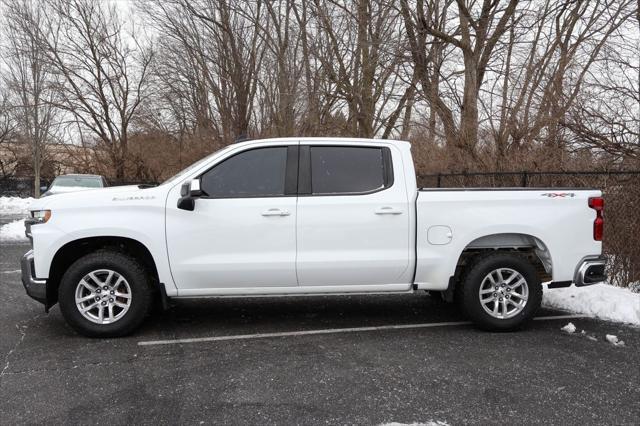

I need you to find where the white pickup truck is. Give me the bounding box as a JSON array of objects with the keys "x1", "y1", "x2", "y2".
[{"x1": 21, "y1": 138, "x2": 606, "y2": 337}]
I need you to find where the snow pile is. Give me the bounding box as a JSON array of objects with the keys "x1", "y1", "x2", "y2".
[
  {"x1": 544, "y1": 283, "x2": 640, "y2": 326},
  {"x1": 561, "y1": 322, "x2": 576, "y2": 333},
  {"x1": 605, "y1": 334, "x2": 625, "y2": 347},
  {"x1": 0, "y1": 219, "x2": 27, "y2": 242},
  {"x1": 0, "y1": 196, "x2": 33, "y2": 215}
]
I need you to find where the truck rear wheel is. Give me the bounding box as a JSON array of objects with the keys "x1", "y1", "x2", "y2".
[
  {"x1": 58, "y1": 250, "x2": 152, "y2": 337},
  {"x1": 458, "y1": 252, "x2": 542, "y2": 331}
]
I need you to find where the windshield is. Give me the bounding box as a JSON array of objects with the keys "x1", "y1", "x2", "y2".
[
  {"x1": 160, "y1": 145, "x2": 236, "y2": 186},
  {"x1": 52, "y1": 176, "x2": 103, "y2": 188}
]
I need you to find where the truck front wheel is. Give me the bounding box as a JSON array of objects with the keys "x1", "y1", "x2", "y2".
[
  {"x1": 458, "y1": 252, "x2": 542, "y2": 331},
  {"x1": 58, "y1": 250, "x2": 152, "y2": 337}
]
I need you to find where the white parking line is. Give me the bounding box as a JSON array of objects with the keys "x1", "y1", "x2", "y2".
[{"x1": 137, "y1": 314, "x2": 587, "y2": 347}]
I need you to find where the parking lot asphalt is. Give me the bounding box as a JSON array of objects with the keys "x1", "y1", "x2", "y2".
[{"x1": 1, "y1": 241, "x2": 639, "y2": 425}]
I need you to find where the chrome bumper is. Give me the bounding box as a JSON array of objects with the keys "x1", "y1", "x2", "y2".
[
  {"x1": 21, "y1": 250, "x2": 47, "y2": 304},
  {"x1": 574, "y1": 256, "x2": 607, "y2": 287}
]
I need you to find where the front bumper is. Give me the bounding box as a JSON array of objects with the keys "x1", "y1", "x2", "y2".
[
  {"x1": 574, "y1": 256, "x2": 607, "y2": 287},
  {"x1": 21, "y1": 250, "x2": 47, "y2": 304},
  {"x1": 24, "y1": 217, "x2": 37, "y2": 242}
]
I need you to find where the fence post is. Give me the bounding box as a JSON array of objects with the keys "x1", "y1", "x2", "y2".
[
  {"x1": 437, "y1": 173, "x2": 442, "y2": 188},
  {"x1": 522, "y1": 171, "x2": 528, "y2": 187}
]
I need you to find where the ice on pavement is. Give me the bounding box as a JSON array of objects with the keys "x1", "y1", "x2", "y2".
[
  {"x1": 544, "y1": 283, "x2": 640, "y2": 326},
  {"x1": 605, "y1": 334, "x2": 625, "y2": 347},
  {"x1": 561, "y1": 322, "x2": 576, "y2": 333},
  {"x1": 0, "y1": 196, "x2": 33, "y2": 215},
  {"x1": 0, "y1": 219, "x2": 27, "y2": 242}
]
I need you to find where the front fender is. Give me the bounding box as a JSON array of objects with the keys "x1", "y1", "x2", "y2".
[{"x1": 31, "y1": 204, "x2": 177, "y2": 296}]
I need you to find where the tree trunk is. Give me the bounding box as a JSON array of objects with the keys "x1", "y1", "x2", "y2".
[{"x1": 33, "y1": 143, "x2": 41, "y2": 197}]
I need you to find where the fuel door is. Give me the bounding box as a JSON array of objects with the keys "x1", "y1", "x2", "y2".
[{"x1": 427, "y1": 225, "x2": 453, "y2": 245}]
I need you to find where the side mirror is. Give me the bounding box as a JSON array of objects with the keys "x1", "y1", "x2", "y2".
[
  {"x1": 189, "y1": 178, "x2": 203, "y2": 197},
  {"x1": 177, "y1": 178, "x2": 203, "y2": 211}
]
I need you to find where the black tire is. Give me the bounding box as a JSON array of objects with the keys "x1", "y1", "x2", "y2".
[
  {"x1": 58, "y1": 250, "x2": 152, "y2": 337},
  {"x1": 457, "y1": 252, "x2": 542, "y2": 331}
]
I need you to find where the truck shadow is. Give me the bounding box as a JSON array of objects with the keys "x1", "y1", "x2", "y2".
[{"x1": 140, "y1": 292, "x2": 465, "y2": 337}]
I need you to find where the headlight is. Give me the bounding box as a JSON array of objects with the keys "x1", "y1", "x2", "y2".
[{"x1": 31, "y1": 210, "x2": 52, "y2": 224}]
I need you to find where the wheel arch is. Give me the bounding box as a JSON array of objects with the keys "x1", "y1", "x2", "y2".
[
  {"x1": 46, "y1": 236, "x2": 161, "y2": 308},
  {"x1": 442, "y1": 232, "x2": 552, "y2": 302}
]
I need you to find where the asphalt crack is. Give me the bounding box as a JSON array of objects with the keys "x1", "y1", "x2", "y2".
[
  {"x1": 1, "y1": 352, "x2": 162, "y2": 377},
  {"x1": 0, "y1": 313, "x2": 43, "y2": 385}
]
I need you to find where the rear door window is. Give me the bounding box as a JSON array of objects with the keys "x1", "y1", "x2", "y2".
[{"x1": 310, "y1": 146, "x2": 387, "y2": 195}]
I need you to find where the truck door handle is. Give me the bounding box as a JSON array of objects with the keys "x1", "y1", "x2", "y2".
[
  {"x1": 261, "y1": 208, "x2": 290, "y2": 217},
  {"x1": 374, "y1": 207, "x2": 403, "y2": 215}
]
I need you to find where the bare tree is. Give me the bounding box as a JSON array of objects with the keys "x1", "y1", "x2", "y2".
[
  {"x1": 139, "y1": 0, "x2": 222, "y2": 166},
  {"x1": 489, "y1": 0, "x2": 637, "y2": 167},
  {"x1": 39, "y1": 0, "x2": 152, "y2": 179},
  {"x1": 0, "y1": 88, "x2": 18, "y2": 179},
  {"x1": 400, "y1": 0, "x2": 637, "y2": 170},
  {"x1": 97, "y1": 0, "x2": 640, "y2": 178},
  {"x1": 310, "y1": 0, "x2": 409, "y2": 138},
  {"x1": 401, "y1": 0, "x2": 518, "y2": 161},
  {"x1": 561, "y1": 26, "x2": 640, "y2": 160},
  {"x1": 182, "y1": 0, "x2": 266, "y2": 141},
  {"x1": 2, "y1": 0, "x2": 59, "y2": 195},
  {"x1": 255, "y1": 0, "x2": 303, "y2": 137},
  {"x1": 141, "y1": 0, "x2": 268, "y2": 145}
]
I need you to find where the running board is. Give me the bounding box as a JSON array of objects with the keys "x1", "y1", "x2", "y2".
[{"x1": 174, "y1": 284, "x2": 414, "y2": 298}]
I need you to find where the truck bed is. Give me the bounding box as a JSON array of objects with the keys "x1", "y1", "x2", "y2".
[{"x1": 413, "y1": 188, "x2": 602, "y2": 290}]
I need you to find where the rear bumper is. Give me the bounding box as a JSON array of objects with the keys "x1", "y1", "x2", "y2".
[
  {"x1": 21, "y1": 250, "x2": 47, "y2": 304},
  {"x1": 574, "y1": 256, "x2": 607, "y2": 287}
]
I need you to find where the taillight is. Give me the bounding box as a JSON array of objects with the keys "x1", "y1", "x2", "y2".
[{"x1": 588, "y1": 197, "x2": 604, "y2": 241}]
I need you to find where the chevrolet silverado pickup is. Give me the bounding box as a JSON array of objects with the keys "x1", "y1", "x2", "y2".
[{"x1": 21, "y1": 138, "x2": 606, "y2": 337}]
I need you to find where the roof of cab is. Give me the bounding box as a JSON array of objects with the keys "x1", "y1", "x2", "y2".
[
  {"x1": 56, "y1": 174, "x2": 104, "y2": 178},
  {"x1": 232, "y1": 137, "x2": 411, "y2": 149}
]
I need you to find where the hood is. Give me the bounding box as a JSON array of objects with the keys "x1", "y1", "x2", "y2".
[
  {"x1": 29, "y1": 185, "x2": 143, "y2": 211},
  {"x1": 46, "y1": 186, "x2": 96, "y2": 195}
]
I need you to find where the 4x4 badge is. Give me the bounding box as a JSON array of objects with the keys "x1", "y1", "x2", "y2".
[{"x1": 541, "y1": 193, "x2": 575, "y2": 198}]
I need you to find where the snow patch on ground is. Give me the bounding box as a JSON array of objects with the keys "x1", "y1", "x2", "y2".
[
  {"x1": 0, "y1": 197, "x2": 33, "y2": 215},
  {"x1": 543, "y1": 283, "x2": 640, "y2": 326},
  {"x1": 0, "y1": 219, "x2": 27, "y2": 242},
  {"x1": 561, "y1": 322, "x2": 576, "y2": 333},
  {"x1": 605, "y1": 334, "x2": 625, "y2": 347}
]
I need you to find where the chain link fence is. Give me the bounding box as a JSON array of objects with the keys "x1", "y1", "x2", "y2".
[
  {"x1": 0, "y1": 177, "x2": 42, "y2": 197},
  {"x1": 418, "y1": 171, "x2": 640, "y2": 287}
]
